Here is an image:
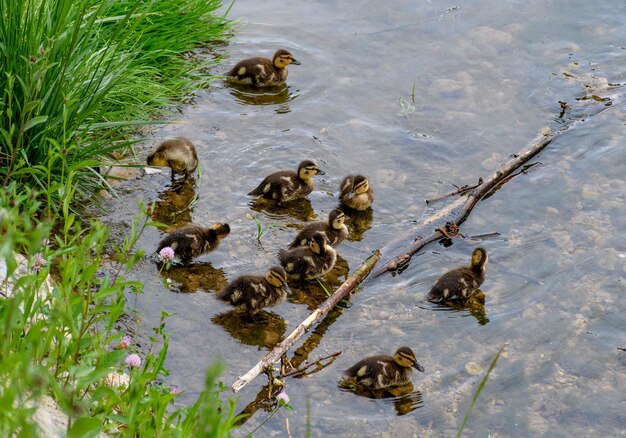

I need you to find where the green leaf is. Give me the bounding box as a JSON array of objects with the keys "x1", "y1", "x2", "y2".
[
  {"x1": 67, "y1": 416, "x2": 102, "y2": 438},
  {"x1": 23, "y1": 116, "x2": 48, "y2": 132}
]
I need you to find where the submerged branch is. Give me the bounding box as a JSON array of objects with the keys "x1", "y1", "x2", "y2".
[{"x1": 231, "y1": 251, "x2": 381, "y2": 393}]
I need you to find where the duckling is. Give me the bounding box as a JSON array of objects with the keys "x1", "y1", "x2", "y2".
[
  {"x1": 226, "y1": 49, "x2": 301, "y2": 87},
  {"x1": 147, "y1": 138, "x2": 198, "y2": 182},
  {"x1": 288, "y1": 209, "x2": 348, "y2": 249},
  {"x1": 343, "y1": 347, "x2": 425, "y2": 390},
  {"x1": 248, "y1": 160, "x2": 325, "y2": 203},
  {"x1": 426, "y1": 247, "x2": 488, "y2": 303},
  {"x1": 339, "y1": 175, "x2": 374, "y2": 211},
  {"x1": 217, "y1": 266, "x2": 289, "y2": 317},
  {"x1": 156, "y1": 223, "x2": 230, "y2": 265},
  {"x1": 278, "y1": 232, "x2": 336, "y2": 281}
]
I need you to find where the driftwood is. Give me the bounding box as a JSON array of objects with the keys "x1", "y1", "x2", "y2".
[
  {"x1": 370, "y1": 128, "x2": 556, "y2": 278},
  {"x1": 231, "y1": 251, "x2": 381, "y2": 392}
]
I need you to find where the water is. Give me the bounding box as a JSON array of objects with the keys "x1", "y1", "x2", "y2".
[{"x1": 99, "y1": 0, "x2": 626, "y2": 436}]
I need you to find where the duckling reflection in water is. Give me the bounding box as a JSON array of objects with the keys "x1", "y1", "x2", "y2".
[
  {"x1": 148, "y1": 179, "x2": 196, "y2": 229},
  {"x1": 156, "y1": 223, "x2": 230, "y2": 265},
  {"x1": 226, "y1": 49, "x2": 300, "y2": 87},
  {"x1": 212, "y1": 310, "x2": 286, "y2": 349},
  {"x1": 288, "y1": 209, "x2": 348, "y2": 249},
  {"x1": 217, "y1": 267, "x2": 290, "y2": 319},
  {"x1": 338, "y1": 381, "x2": 424, "y2": 416},
  {"x1": 249, "y1": 196, "x2": 315, "y2": 223},
  {"x1": 248, "y1": 160, "x2": 325, "y2": 204},
  {"x1": 340, "y1": 206, "x2": 373, "y2": 242},
  {"x1": 341, "y1": 347, "x2": 424, "y2": 390},
  {"x1": 427, "y1": 248, "x2": 488, "y2": 303},
  {"x1": 339, "y1": 175, "x2": 374, "y2": 211},
  {"x1": 147, "y1": 138, "x2": 198, "y2": 183},
  {"x1": 158, "y1": 262, "x2": 228, "y2": 293},
  {"x1": 279, "y1": 232, "x2": 337, "y2": 281},
  {"x1": 229, "y1": 82, "x2": 295, "y2": 107}
]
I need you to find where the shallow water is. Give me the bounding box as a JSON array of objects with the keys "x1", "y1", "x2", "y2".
[{"x1": 99, "y1": 0, "x2": 625, "y2": 436}]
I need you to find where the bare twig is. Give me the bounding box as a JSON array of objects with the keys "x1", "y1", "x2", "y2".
[
  {"x1": 231, "y1": 251, "x2": 381, "y2": 392},
  {"x1": 281, "y1": 351, "x2": 342, "y2": 378},
  {"x1": 426, "y1": 178, "x2": 483, "y2": 205}
]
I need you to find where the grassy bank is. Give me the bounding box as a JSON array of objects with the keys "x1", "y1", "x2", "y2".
[{"x1": 0, "y1": 0, "x2": 238, "y2": 435}]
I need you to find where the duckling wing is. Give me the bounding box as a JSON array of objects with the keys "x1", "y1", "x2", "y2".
[
  {"x1": 288, "y1": 222, "x2": 326, "y2": 248},
  {"x1": 427, "y1": 268, "x2": 481, "y2": 302},
  {"x1": 248, "y1": 171, "x2": 297, "y2": 200},
  {"x1": 345, "y1": 356, "x2": 390, "y2": 388},
  {"x1": 227, "y1": 57, "x2": 273, "y2": 86}
]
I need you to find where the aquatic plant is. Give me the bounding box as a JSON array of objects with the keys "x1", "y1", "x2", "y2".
[{"x1": 248, "y1": 213, "x2": 283, "y2": 243}]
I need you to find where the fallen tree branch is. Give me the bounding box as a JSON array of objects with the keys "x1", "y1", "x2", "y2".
[
  {"x1": 281, "y1": 351, "x2": 342, "y2": 378},
  {"x1": 371, "y1": 128, "x2": 556, "y2": 278},
  {"x1": 231, "y1": 250, "x2": 381, "y2": 392},
  {"x1": 425, "y1": 177, "x2": 483, "y2": 205}
]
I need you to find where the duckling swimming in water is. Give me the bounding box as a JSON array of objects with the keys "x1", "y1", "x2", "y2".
[
  {"x1": 147, "y1": 138, "x2": 198, "y2": 182},
  {"x1": 343, "y1": 347, "x2": 424, "y2": 389},
  {"x1": 217, "y1": 266, "x2": 289, "y2": 317},
  {"x1": 248, "y1": 160, "x2": 325, "y2": 203},
  {"x1": 426, "y1": 247, "x2": 488, "y2": 303},
  {"x1": 156, "y1": 223, "x2": 230, "y2": 265},
  {"x1": 288, "y1": 209, "x2": 348, "y2": 249},
  {"x1": 339, "y1": 175, "x2": 374, "y2": 211},
  {"x1": 226, "y1": 49, "x2": 301, "y2": 87},
  {"x1": 278, "y1": 232, "x2": 336, "y2": 281}
]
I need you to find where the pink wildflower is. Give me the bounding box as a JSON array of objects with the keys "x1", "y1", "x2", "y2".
[
  {"x1": 125, "y1": 353, "x2": 142, "y2": 368},
  {"x1": 171, "y1": 385, "x2": 182, "y2": 395},
  {"x1": 118, "y1": 335, "x2": 131, "y2": 349},
  {"x1": 276, "y1": 392, "x2": 289, "y2": 406},
  {"x1": 159, "y1": 246, "x2": 175, "y2": 262},
  {"x1": 33, "y1": 253, "x2": 47, "y2": 272}
]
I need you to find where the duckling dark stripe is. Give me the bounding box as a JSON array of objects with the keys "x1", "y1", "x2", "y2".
[
  {"x1": 269, "y1": 272, "x2": 283, "y2": 282},
  {"x1": 399, "y1": 352, "x2": 416, "y2": 363}
]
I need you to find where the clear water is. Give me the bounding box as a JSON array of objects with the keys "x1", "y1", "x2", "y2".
[{"x1": 99, "y1": 0, "x2": 626, "y2": 436}]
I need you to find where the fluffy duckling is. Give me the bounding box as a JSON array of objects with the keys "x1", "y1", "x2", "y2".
[
  {"x1": 426, "y1": 248, "x2": 488, "y2": 303},
  {"x1": 156, "y1": 223, "x2": 230, "y2": 265},
  {"x1": 147, "y1": 138, "x2": 198, "y2": 181},
  {"x1": 343, "y1": 347, "x2": 425, "y2": 389},
  {"x1": 278, "y1": 232, "x2": 336, "y2": 281},
  {"x1": 288, "y1": 209, "x2": 348, "y2": 249},
  {"x1": 339, "y1": 175, "x2": 374, "y2": 211},
  {"x1": 248, "y1": 160, "x2": 325, "y2": 203},
  {"x1": 217, "y1": 267, "x2": 289, "y2": 316},
  {"x1": 226, "y1": 49, "x2": 301, "y2": 87}
]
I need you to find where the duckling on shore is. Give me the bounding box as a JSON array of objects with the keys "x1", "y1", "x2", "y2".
[
  {"x1": 147, "y1": 138, "x2": 198, "y2": 182},
  {"x1": 217, "y1": 266, "x2": 289, "y2": 317},
  {"x1": 343, "y1": 347, "x2": 424, "y2": 389},
  {"x1": 426, "y1": 247, "x2": 488, "y2": 303},
  {"x1": 248, "y1": 160, "x2": 324, "y2": 203},
  {"x1": 278, "y1": 232, "x2": 336, "y2": 281},
  {"x1": 339, "y1": 175, "x2": 374, "y2": 211},
  {"x1": 156, "y1": 223, "x2": 230, "y2": 265},
  {"x1": 226, "y1": 49, "x2": 300, "y2": 87},
  {"x1": 288, "y1": 209, "x2": 348, "y2": 249}
]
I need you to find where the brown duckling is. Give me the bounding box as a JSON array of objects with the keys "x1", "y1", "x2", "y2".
[
  {"x1": 339, "y1": 175, "x2": 374, "y2": 211},
  {"x1": 217, "y1": 266, "x2": 289, "y2": 316},
  {"x1": 343, "y1": 347, "x2": 424, "y2": 389},
  {"x1": 248, "y1": 160, "x2": 325, "y2": 203},
  {"x1": 226, "y1": 49, "x2": 301, "y2": 87},
  {"x1": 288, "y1": 209, "x2": 348, "y2": 249},
  {"x1": 147, "y1": 138, "x2": 198, "y2": 182},
  {"x1": 426, "y1": 247, "x2": 488, "y2": 303},
  {"x1": 156, "y1": 223, "x2": 230, "y2": 265},
  {"x1": 278, "y1": 232, "x2": 336, "y2": 281}
]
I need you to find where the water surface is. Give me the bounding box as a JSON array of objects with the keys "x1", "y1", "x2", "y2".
[{"x1": 100, "y1": 1, "x2": 625, "y2": 436}]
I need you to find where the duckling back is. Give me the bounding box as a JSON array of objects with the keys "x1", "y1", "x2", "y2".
[
  {"x1": 226, "y1": 49, "x2": 300, "y2": 87},
  {"x1": 339, "y1": 175, "x2": 374, "y2": 211},
  {"x1": 156, "y1": 223, "x2": 230, "y2": 264},
  {"x1": 147, "y1": 138, "x2": 198, "y2": 177},
  {"x1": 278, "y1": 242, "x2": 336, "y2": 281},
  {"x1": 218, "y1": 275, "x2": 287, "y2": 314},
  {"x1": 344, "y1": 355, "x2": 413, "y2": 389},
  {"x1": 427, "y1": 248, "x2": 487, "y2": 302}
]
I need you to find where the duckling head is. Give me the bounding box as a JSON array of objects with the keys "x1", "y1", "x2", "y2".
[
  {"x1": 146, "y1": 150, "x2": 165, "y2": 167},
  {"x1": 211, "y1": 223, "x2": 231, "y2": 239},
  {"x1": 329, "y1": 209, "x2": 346, "y2": 230},
  {"x1": 471, "y1": 247, "x2": 488, "y2": 271},
  {"x1": 393, "y1": 347, "x2": 425, "y2": 372},
  {"x1": 273, "y1": 49, "x2": 301, "y2": 68},
  {"x1": 309, "y1": 232, "x2": 328, "y2": 255},
  {"x1": 297, "y1": 160, "x2": 325, "y2": 180},
  {"x1": 266, "y1": 266, "x2": 289, "y2": 287},
  {"x1": 352, "y1": 175, "x2": 370, "y2": 195}
]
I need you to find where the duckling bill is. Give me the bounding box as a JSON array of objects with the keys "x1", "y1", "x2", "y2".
[
  {"x1": 343, "y1": 347, "x2": 424, "y2": 389},
  {"x1": 278, "y1": 232, "x2": 336, "y2": 281},
  {"x1": 156, "y1": 223, "x2": 230, "y2": 265},
  {"x1": 340, "y1": 175, "x2": 374, "y2": 211},
  {"x1": 288, "y1": 209, "x2": 348, "y2": 249},
  {"x1": 426, "y1": 247, "x2": 488, "y2": 303},
  {"x1": 248, "y1": 160, "x2": 324, "y2": 203},
  {"x1": 217, "y1": 266, "x2": 289, "y2": 317},
  {"x1": 147, "y1": 138, "x2": 198, "y2": 182},
  {"x1": 227, "y1": 49, "x2": 300, "y2": 87}
]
